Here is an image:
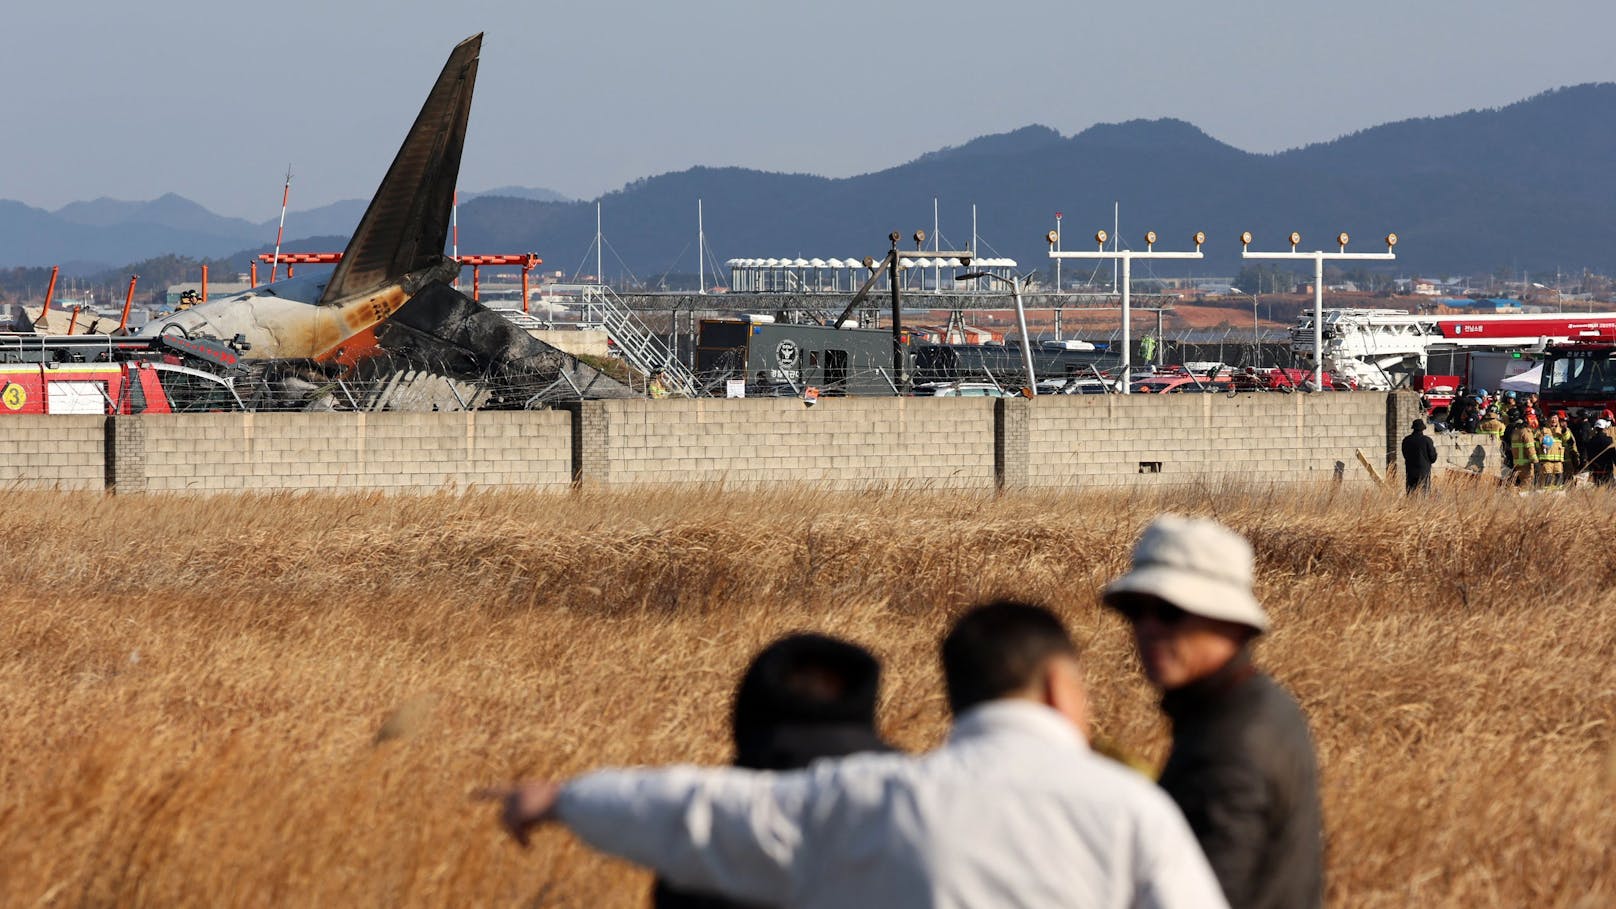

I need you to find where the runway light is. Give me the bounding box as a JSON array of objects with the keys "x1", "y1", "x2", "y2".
[
  {"x1": 1193, "y1": 231, "x2": 1207, "y2": 247},
  {"x1": 913, "y1": 230, "x2": 926, "y2": 248},
  {"x1": 1386, "y1": 232, "x2": 1399, "y2": 248},
  {"x1": 1094, "y1": 229, "x2": 1109, "y2": 247},
  {"x1": 1337, "y1": 232, "x2": 1350, "y2": 248},
  {"x1": 1046, "y1": 230, "x2": 1059, "y2": 246},
  {"x1": 1240, "y1": 231, "x2": 1253, "y2": 246},
  {"x1": 863, "y1": 256, "x2": 876, "y2": 269},
  {"x1": 1289, "y1": 231, "x2": 1302, "y2": 248},
  {"x1": 1144, "y1": 230, "x2": 1158, "y2": 247}
]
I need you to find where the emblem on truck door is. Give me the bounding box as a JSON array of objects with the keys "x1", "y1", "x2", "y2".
[{"x1": 776, "y1": 339, "x2": 800, "y2": 369}]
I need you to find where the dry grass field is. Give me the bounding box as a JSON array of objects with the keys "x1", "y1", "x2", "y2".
[{"x1": 0, "y1": 482, "x2": 1612, "y2": 907}]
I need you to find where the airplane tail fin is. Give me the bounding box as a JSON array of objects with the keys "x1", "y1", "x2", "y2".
[{"x1": 319, "y1": 33, "x2": 482, "y2": 305}]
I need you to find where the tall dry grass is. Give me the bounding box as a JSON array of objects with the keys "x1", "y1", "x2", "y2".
[{"x1": 0, "y1": 481, "x2": 1612, "y2": 907}]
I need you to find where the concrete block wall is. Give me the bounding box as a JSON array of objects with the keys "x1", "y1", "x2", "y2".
[
  {"x1": 1011, "y1": 392, "x2": 1390, "y2": 488},
  {"x1": 111, "y1": 412, "x2": 573, "y2": 493},
  {"x1": 5, "y1": 394, "x2": 1404, "y2": 495},
  {"x1": 574, "y1": 397, "x2": 998, "y2": 489},
  {"x1": 1435, "y1": 432, "x2": 1504, "y2": 479},
  {"x1": 0, "y1": 415, "x2": 105, "y2": 490}
]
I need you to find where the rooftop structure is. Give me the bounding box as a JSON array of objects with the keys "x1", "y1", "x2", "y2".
[{"x1": 726, "y1": 256, "x2": 1017, "y2": 294}]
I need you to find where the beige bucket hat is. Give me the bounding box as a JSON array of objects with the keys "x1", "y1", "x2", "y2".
[{"x1": 1102, "y1": 514, "x2": 1270, "y2": 634}]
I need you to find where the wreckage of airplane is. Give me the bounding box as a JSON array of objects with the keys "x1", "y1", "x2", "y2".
[{"x1": 138, "y1": 33, "x2": 633, "y2": 409}]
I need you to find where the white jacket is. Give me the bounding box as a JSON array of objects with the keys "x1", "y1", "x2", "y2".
[{"x1": 557, "y1": 700, "x2": 1228, "y2": 909}]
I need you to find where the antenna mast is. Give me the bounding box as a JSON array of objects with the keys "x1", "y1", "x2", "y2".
[{"x1": 269, "y1": 165, "x2": 293, "y2": 283}]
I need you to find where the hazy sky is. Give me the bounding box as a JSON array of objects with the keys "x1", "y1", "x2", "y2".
[{"x1": 4, "y1": 0, "x2": 1614, "y2": 219}]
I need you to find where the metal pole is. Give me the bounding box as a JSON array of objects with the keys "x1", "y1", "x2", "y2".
[
  {"x1": 1121, "y1": 254, "x2": 1132, "y2": 393},
  {"x1": 117, "y1": 274, "x2": 138, "y2": 333},
  {"x1": 1055, "y1": 213, "x2": 1062, "y2": 293},
  {"x1": 1314, "y1": 254, "x2": 1324, "y2": 391},
  {"x1": 596, "y1": 202, "x2": 603, "y2": 286},
  {"x1": 1112, "y1": 203, "x2": 1119, "y2": 291},
  {"x1": 269, "y1": 165, "x2": 291, "y2": 283},
  {"x1": 1252, "y1": 295, "x2": 1258, "y2": 366},
  {"x1": 889, "y1": 235, "x2": 904, "y2": 386},
  {"x1": 1011, "y1": 277, "x2": 1036, "y2": 395},
  {"x1": 697, "y1": 199, "x2": 705, "y2": 294},
  {"x1": 43, "y1": 265, "x2": 59, "y2": 315}
]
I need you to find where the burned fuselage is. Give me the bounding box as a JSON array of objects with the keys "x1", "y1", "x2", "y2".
[{"x1": 138, "y1": 34, "x2": 631, "y2": 408}]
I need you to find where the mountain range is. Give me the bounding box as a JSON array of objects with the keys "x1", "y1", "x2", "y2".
[
  {"x1": 5, "y1": 85, "x2": 1615, "y2": 279},
  {"x1": 0, "y1": 187, "x2": 568, "y2": 275}
]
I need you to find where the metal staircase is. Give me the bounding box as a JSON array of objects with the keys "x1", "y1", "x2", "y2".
[{"x1": 580, "y1": 284, "x2": 700, "y2": 397}]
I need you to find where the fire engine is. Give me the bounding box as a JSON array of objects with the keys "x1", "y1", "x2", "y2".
[
  {"x1": 1537, "y1": 328, "x2": 1616, "y2": 418},
  {"x1": 0, "y1": 333, "x2": 246, "y2": 415},
  {"x1": 1291, "y1": 308, "x2": 1616, "y2": 391}
]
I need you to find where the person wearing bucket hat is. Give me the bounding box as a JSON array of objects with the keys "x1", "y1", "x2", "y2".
[
  {"x1": 1104, "y1": 516, "x2": 1322, "y2": 909},
  {"x1": 1401, "y1": 418, "x2": 1438, "y2": 494}
]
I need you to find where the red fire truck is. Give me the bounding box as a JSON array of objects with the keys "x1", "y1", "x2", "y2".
[
  {"x1": 0, "y1": 361, "x2": 243, "y2": 415},
  {"x1": 1537, "y1": 328, "x2": 1616, "y2": 418},
  {"x1": 0, "y1": 333, "x2": 246, "y2": 415}
]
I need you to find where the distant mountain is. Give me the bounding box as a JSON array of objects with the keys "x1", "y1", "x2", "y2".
[
  {"x1": 260, "y1": 199, "x2": 368, "y2": 242},
  {"x1": 462, "y1": 185, "x2": 570, "y2": 203},
  {"x1": 0, "y1": 199, "x2": 266, "y2": 275},
  {"x1": 55, "y1": 193, "x2": 261, "y2": 239},
  {"x1": 454, "y1": 85, "x2": 1616, "y2": 279},
  {"x1": 5, "y1": 87, "x2": 1614, "y2": 277}
]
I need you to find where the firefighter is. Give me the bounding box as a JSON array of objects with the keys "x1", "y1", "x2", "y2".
[
  {"x1": 1508, "y1": 420, "x2": 1539, "y2": 487},
  {"x1": 1539, "y1": 412, "x2": 1573, "y2": 488},
  {"x1": 1477, "y1": 408, "x2": 1506, "y2": 439}
]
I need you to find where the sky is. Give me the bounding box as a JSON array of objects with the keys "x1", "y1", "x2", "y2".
[{"x1": 3, "y1": 0, "x2": 1614, "y2": 220}]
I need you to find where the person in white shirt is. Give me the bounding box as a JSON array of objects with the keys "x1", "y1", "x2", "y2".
[{"x1": 483, "y1": 601, "x2": 1228, "y2": 909}]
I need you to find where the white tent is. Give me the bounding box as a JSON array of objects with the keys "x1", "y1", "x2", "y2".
[{"x1": 1500, "y1": 365, "x2": 1541, "y2": 393}]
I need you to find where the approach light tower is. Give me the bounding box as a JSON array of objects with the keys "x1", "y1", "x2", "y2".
[
  {"x1": 1241, "y1": 231, "x2": 1398, "y2": 391},
  {"x1": 1047, "y1": 229, "x2": 1205, "y2": 393}
]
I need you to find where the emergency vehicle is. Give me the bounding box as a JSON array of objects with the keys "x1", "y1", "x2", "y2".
[
  {"x1": 0, "y1": 332, "x2": 246, "y2": 415},
  {"x1": 1537, "y1": 328, "x2": 1616, "y2": 418},
  {"x1": 0, "y1": 361, "x2": 243, "y2": 415},
  {"x1": 1291, "y1": 308, "x2": 1616, "y2": 391}
]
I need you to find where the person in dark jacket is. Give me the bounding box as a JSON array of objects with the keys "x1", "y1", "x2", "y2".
[
  {"x1": 1583, "y1": 418, "x2": 1616, "y2": 486},
  {"x1": 1401, "y1": 418, "x2": 1439, "y2": 493},
  {"x1": 1103, "y1": 515, "x2": 1323, "y2": 909},
  {"x1": 653, "y1": 633, "x2": 895, "y2": 909}
]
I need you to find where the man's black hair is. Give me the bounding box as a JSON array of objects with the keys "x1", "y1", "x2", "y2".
[
  {"x1": 941, "y1": 600, "x2": 1079, "y2": 715},
  {"x1": 731, "y1": 633, "x2": 882, "y2": 761}
]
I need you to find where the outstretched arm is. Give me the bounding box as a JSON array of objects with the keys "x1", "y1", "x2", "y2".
[{"x1": 484, "y1": 766, "x2": 807, "y2": 904}]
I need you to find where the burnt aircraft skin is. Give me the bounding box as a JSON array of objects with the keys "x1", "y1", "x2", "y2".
[
  {"x1": 143, "y1": 34, "x2": 479, "y2": 364},
  {"x1": 138, "y1": 35, "x2": 630, "y2": 402}
]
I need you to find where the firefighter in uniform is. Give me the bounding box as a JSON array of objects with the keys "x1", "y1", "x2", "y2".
[
  {"x1": 1539, "y1": 413, "x2": 1572, "y2": 487},
  {"x1": 1477, "y1": 408, "x2": 1506, "y2": 439},
  {"x1": 1509, "y1": 421, "x2": 1539, "y2": 487}
]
